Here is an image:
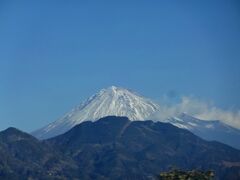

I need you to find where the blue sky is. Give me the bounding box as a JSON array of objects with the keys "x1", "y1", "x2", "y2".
[{"x1": 0, "y1": 0, "x2": 240, "y2": 132}]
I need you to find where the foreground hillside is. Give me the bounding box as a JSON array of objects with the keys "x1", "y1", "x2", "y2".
[
  {"x1": 1, "y1": 116, "x2": 240, "y2": 179},
  {"x1": 0, "y1": 128, "x2": 79, "y2": 179}
]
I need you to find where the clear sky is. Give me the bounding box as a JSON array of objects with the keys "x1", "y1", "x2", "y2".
[{"x1": 0, "y1": 0, "x2": 240, "y2": 132}]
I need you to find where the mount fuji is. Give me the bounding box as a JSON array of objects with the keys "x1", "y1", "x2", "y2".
[
  {"x1": 32, "y1": 86, "x2": 240, "y2": 149},
  {"x1": 32, "y1": 86, "x2": 160, "y2": 139}
]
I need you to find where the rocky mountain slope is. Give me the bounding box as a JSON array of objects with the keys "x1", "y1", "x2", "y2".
[
  {"x1": 48, "y1": 116, "x2": 240, "y2": 179},
  {"x1": 2, "y1": 116, "x2": 240, "y2": 179},
  {"x1": 0, "y1": 127, "x2": 79, "y2": 179}
]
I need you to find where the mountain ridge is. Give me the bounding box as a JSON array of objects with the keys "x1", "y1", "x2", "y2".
[
  {"x1": 47, "y1": 116, "x2": 240, "y2": 179},
  {"x1": 1, "y1": 116, "x2": 240, "y2": 179},
  {"x1": 32, "y1": 86, "x2": 240, "y2": 150},
  {"x1": 32, "y1": 86, "x2": 160, "y2": 139}
]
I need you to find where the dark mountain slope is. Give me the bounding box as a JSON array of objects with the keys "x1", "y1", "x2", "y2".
[
  {"x1": 1, "y1": 116, "x2": 239, "y2": 179},
  {"x1": 0, "y1": 127, "x2": 78, "y2": 180},
  {"x1": 48, "y1": 116, "x2": 240, "y2": 180}
]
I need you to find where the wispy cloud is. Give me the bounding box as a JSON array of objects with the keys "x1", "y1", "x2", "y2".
[{"x1": 152, "y1": 96, "x2": 240, "y2": 129}]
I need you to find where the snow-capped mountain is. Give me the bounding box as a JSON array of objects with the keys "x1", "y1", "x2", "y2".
[
  {"x1": 168, "y1": 113, "x2": 240, "y2": 149},
  {"x1": 32, "y1": 86, "x2": 160, "y2": 139},
  {"x1": 32, "y1": 86, "x2": 240, "y2": 150}
]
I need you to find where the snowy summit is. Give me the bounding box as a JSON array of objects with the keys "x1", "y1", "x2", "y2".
[
  {"x1": 32, "y1": 86, "x2": 160, "y2": 139},
  {"x1": 32, "y1": 86, "x2": 240, "y2": 149}
]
